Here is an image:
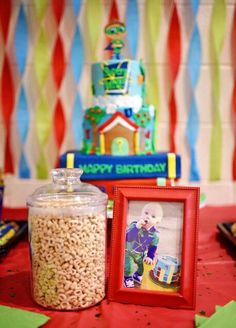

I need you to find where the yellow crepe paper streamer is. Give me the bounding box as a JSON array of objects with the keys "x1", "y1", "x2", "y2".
[
  {"x1": 145, "y1": 0, "x2": 161, "y2": 149},
  {"x1": 85, "y1": 0, "x2": 103, "y2": 62},
  {"x1": 33, "y1": 0, "x2": 48, "y2": 21},
  {"x1": 33, "y1": 29, "x2": 50, "y2": 88},
  {"x1": 209, "y1": 0, "x2": 226, "y2": 181},
  {"x1": 35, "y1": 96, "x2": 51, "y2": 179}
]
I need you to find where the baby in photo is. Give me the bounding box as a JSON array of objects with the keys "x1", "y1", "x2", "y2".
[{"x1": 124, "y1": 202, "x2": 163, "y2": 288}]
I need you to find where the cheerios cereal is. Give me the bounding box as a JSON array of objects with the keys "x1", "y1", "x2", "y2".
[{"x1": 29, "y1": 209, "x2": 106, "y2": 310}]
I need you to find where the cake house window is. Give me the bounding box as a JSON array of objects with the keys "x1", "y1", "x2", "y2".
[
  {"x1": 100, "y1": 61, "x2": 130, "y2": 95},
  {"x1": 124, "y1": 108, "x2": 133, "y2": 118},
  {"x1": 85, "y1": 129, "x2": 90, "y2": 140}
]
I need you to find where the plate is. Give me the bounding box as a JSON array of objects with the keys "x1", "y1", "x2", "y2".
[
  {"x1": 217, "y1": 222, "x2": 236, "y2": 247},
  {"x1": 0, "y1": 220, "x2": 28, "y2": 258}
]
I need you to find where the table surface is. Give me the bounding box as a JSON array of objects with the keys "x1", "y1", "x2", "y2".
[{"x1": 0, "y1": 206, "x2": 236, "y2": 328}]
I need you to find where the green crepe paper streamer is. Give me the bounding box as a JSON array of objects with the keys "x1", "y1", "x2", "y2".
[
  {"x1": 33, "y1": 0, "x2": 48, "y2": 21},
  {"x1": 211, "y1": 1, "x2": 227, "y2": 56},
  {"x1": 35, "y1": 96, "x2": 51, "y2": 179},
  {"x1": 0, "y1": 305, "x2": 50, "y2": 328},
  {"x1": 35, "y1": 97, "x2": 51, "y2": 145},
  {"x1": 145, "y1": 0, "x2": 161, "y2": 148},
  {"x1": 34, "y1": 29, "x2": 50, "y2": 88},
  {"x1": 85, "y1": 0, "x2": 102, "y2": 62},
  {"x1": 209, "y1": 0, "x2": 226, "y2": 181},
  {"x1": 36, "y1": 149, "x2": 49, "y2": 179}
]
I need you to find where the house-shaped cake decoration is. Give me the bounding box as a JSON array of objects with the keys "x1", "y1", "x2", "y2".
[{"x1": 98, "y1": 112, "x2": 139, "y2": 155}]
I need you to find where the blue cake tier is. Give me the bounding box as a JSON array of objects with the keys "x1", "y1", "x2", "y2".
[{"x1": 92, "y1": 59, "x2": 144, "y2": 98}]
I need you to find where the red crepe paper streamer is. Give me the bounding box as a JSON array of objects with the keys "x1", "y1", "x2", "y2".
[
  {"x1": 109, "y1": 0, "x2": 119, "y2": 21},
  {"x1": 52, "y1": 35, "x2": 65, "y2": 88},
  {"x1": 0, "y1": 1, "x2": 14, "y2": 173},
  {"x1": 53, "y1": 99, "x2": 66, "y2": 167},
  {"x1": 232, "y1": 5, "x2": 236, "y2": 180},
  {"x1": 52, "y1": 0, "x2": 66, "y2": 167},
  {"x1": 105, "y1": 0, "x2": 119, "y2": 59},
  {"x1": 0, "y1": 0, "x2": 11, "y2": 42},
  {"x1": 167, "y1": 3, "x2": 181, "y2": 153},
  {"x1": 52, "y1": 0, "x2": 65, "y2": 25},
  {"x1": 1, "y1": 56, "x2": 15, "y2": 173}
]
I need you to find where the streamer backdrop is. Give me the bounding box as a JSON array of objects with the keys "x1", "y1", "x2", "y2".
[{"x1": 0, "y1": 0, "x2": 235, "y2": 191}]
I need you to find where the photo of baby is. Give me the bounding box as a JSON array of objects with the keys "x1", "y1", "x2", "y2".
[{"x1": 124, "y1": 201, "x2": 183, "y2": 291}]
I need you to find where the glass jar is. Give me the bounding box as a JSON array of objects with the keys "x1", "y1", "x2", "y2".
[{"x1": 27, "y1": 168, "x2": 108, "y2": 310}]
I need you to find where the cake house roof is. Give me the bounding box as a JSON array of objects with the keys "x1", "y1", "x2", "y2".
[{"x1": 98, "y1": 112, "x2": 138, "y2": 133}]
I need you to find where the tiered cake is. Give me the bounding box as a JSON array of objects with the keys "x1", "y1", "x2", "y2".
[{"x1": 60, "y1": 21, "x2": 181, "y2": 197}]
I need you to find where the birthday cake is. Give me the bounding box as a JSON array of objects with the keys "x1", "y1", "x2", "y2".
[
  {"x1": 83, "y1": 21, "x2": 156, "y2": 156},
  {"x1": 60, "y1": 21, "x2": 181, "y2": 195},
  {"x1": 150, "y1": 254, "x2": 181, "y2": 289}
]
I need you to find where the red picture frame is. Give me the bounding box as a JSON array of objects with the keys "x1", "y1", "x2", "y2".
[{"x1": 108, "y1": 186, "x2": 200, "y2": 309}]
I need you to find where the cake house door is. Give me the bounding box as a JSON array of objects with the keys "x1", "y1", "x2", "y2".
[{"x1": 111, "y1": 137, "x2": 129, "y2": 155}]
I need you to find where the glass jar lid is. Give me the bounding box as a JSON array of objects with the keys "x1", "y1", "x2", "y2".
[{"x1": 27, "y1": 168, "x2": 108, "y2": 208}]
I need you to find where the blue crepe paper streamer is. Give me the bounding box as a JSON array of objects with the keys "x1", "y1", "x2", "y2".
[
  {"x1": 186, "y1": 0, "x2": 201, "y2": 181},
  {"x1": 126, "y1": 0, "x2": 139, "y2": 59},
  {"x1": 16, "y1": 88, "x2": 30, "y2": 178},
  {"x1": 14, "y1": 5, "x2": 28, "y2": 75},
  {"x1": 71, "y1": 26, "x2": 84, "y2": 82},
  {"x1": 72, "y1": 94, "x2": 83, "y2": 148},
  {"x1": 72, "y1": 0, "x2": 82, "y2": 17},
  {"x1": 71, "y1": 6, "x2": 84, "y2": 148},
  {"x1": 191, "y1": 0, "x2": 200, "y2": 16},
  {"x1": 14, "y1": 5, "x2": 30, "y2": 178}
]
